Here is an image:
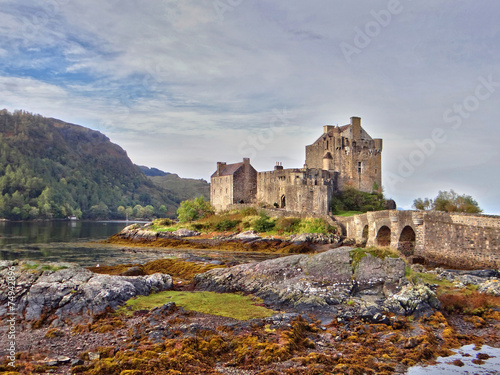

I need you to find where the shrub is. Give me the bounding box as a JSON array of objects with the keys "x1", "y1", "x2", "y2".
[
  {"x1": 253, "y1": 214, "x2": 275, "y2": 232},
  {"x1": 438, "y1": 291, "x2": 500, "y2": 315},
  {"x1": 177, "y1": 196, "x2": 214, "y2": 223},
  {"x1": 275, "y1": 217, "x2": 301, "y2": 233},
  {"x1": 239, "y1": 207, "x2": 258, "y2": 217},
  {"x1": 298, "y1": 218, "x2": 332, "y2": 234},
  {"x1": 155, "y1": 218, "x2": 174, "y2": 226},
  {"x1": 330, "y1": 187, "x2": 387, "y2": 214},
  {"x1": 215, "y1": 218, "x2": 239, "y2": 231}
]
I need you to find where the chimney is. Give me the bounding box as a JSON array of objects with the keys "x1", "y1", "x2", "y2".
[
  {"x1": 323, "y1": 125, "x2": 335, "y2": 134},
  {"x1": 216, "y1": 162, "x2": 226, "y2": 176},
  {"x1": 243, "y1": 158, "x2": 250, "y2": 165},
  {"x1": 274, "y1": 161, "x2": 283, "y2": 170},
  {"x1": 350, "y1": 116, "x2": 361, "y2": 140}
]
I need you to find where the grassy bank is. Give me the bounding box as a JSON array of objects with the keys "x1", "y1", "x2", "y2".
[{"x1": 150, "y1": 207, "x2": 338, "y2": 237}]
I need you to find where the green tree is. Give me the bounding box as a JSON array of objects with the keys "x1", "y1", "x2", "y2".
[
  {"x1": 177, "y1": 196, "x2": 214, "y2": 223},
  {"x1": 87, "y1": 202, "x2": 110, "y2": 219},
  {"x1": 133, "y1": 204, "x2": 145, "y2": 218},
  {"x1": 330, "y1": 187, "x2": 387, "y2": 214},
  {"x1": 413, "y1": 190, "x2": 482, "y2": 213},
  {"x1": 412, "y1": 197, "x2": 432, "y2": 210},
  {"x1": 144, "y1": 205, "x2": 155, "y2": 219}
]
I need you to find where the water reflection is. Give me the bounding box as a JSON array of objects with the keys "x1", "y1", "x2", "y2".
[
  {"x1": 0, "y1": 221, "x2": 284, "y2": 267},
  {"x1": 407, "y1": 344, "x2": 500, "y2": 374}
]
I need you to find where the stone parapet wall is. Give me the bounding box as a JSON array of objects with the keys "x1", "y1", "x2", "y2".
[
  {"x1": 421, "y1": 212, "x2": 500, "y2": 269},
  {"x1": 331, "y1": 210, "x2": 500, "y2": 269}
]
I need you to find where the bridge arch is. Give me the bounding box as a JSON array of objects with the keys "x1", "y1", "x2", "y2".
[
  {"x1": 376, "y1": 225, "x2": 391, "y2": 247},
  {"x1": 398, "y1": 225, "x2": 416, "y2": 256}
]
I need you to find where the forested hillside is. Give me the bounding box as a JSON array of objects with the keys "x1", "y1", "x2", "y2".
[
  {"x1": 0, "y1": 110, "x2": 188, "y2": 220},
  {"x1": 148, "y1": 173, "x2": 210, "y2": 202}
]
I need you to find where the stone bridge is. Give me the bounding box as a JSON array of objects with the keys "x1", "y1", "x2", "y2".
[{"x1": 335, "y1": 210, "x2": 500, "y2": 269}]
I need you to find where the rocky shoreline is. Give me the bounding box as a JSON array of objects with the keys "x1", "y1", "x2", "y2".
[
  {"x1": 1, "y1": 224, "x2": 499, "y2": 374},
  {"x1": 106, "y1": 223, "x2": 343, "y2": 253}
]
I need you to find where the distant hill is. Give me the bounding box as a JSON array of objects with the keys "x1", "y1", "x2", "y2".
[
  {"x1": 148, "y1": 174, "x2": 210, "y2": 202},
  {"x1": 138, "y1": 165, "x2": 170, "y2": 177},
  {"x1": 0, "y1": 109, "x2": 206, "y2": 220}
]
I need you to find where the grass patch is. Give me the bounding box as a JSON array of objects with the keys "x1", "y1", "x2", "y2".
[
  {"x1": 334, "y1": 210, "x2": 365, "y2": 217},
  {"x1": 117, "y1": 291, "x2": 275, "y2": 320},
  {"x1": 407, "y1": 271, "x2": 454, "y2": 288},
  {"x1": 21, "y1": 263, "x2": 68, "y2": 272}
]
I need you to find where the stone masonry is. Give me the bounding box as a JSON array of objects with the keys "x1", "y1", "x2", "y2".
[
  {"x1": 211, "y1": 117, "x2": 382, "y2": 214},
  {"x1": 337, "y1": 210, "x2": 500, "y2": 269}
]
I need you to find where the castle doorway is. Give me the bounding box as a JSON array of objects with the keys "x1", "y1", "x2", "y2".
[
  {"x1": 376, "y1": 225, "x2": 391, "y2": 247},
  {"x1": 398, "y1": 226, "x2": 416, "y2": 256},
  {"x1": 280, "y1": 195, "x2": 286, "y2": 208}
]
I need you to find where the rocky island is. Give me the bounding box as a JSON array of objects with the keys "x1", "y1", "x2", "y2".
[{"x1": 1, "y1": 211, "x2": 499, "y2": 374}]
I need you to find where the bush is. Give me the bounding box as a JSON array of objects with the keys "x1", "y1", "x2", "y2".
[
  {"x1": 155, "y1": 218, "x2": 174, "y2": 226},
  {"x1": 330, "y1": 187, "x2": 387, "y2": 214},
  {"x1": 253, "y1": 214, "x2": 275, "y2": 232},
  {"x1": 239, "y1": 207, "x2": 258, "y2": 217},
  {"x1": 413, "y1": 190, "x2": 482, "y2": 213},
  {"x1": 215, "y1": 218, "x2": 240, "y2": 231},
  {"x1": 177, "y1": 196, "x2": 214, "y2": 223},
  {"x1": 298, "y1": 218, "x2": 333, "y2": 234},
  {"x1": 275, "y1": 217, "x2": 301, "y2": 233}
]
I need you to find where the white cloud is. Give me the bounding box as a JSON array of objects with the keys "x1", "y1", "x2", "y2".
[{"x1": 1, "y1": 0, "x2": 500, "y2": 213}]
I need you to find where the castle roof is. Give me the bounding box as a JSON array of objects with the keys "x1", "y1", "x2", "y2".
[{"x1": 211, "y1": 162, "x2": 243, "y2": 177}]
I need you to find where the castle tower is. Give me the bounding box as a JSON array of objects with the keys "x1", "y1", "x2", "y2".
[
  {"x1": 322, "y1": 152, "x2": 333, "y2": 171},
  {"x1": 305, "y1": 116, "x2": 382, "y2": 193}
]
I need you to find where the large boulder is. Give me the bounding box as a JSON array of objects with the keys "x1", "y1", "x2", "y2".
[
  {"x1": 194, "y1": 248, "x2": 408, "y2": 311},
  {"x1": 0, "y1": 261, "x2": 172, "y2": 323},
  {"x1": 382, "y1": 284, "x2": 440, "y2": 316}
]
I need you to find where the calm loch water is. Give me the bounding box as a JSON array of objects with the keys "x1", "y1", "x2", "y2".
[
  {"x1": 0, "y1": 220, "x2": 134, "y2": 266},
  {"x1": 0, "y1": 220, "x2": 283, "y2": 267}
]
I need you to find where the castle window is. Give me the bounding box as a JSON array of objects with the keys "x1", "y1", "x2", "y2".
[
  {"x1": 358, "y1": 161, "x2": 362, "y2": 173},
  {"x1": 326, "y1": 140, "x2": 329, "y2": 150}
]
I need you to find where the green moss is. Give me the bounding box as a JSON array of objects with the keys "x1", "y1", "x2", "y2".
[
  {"x1": 21, "y1": 263, "x2": 68, "y2": 272},
  {"x1": 406, "y1": 271, "x2": 453, "y2": 288},
  {"x1": 117, "y1": 291, "x2": 275, "y2": 320},
  {"x1": 349, "y1": 247, "x2": 399, "y2": 270}
]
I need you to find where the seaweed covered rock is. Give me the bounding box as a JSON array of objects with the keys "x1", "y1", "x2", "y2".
[{"x1": 0, "y1": 261, "x2": 172, "y2": 324}]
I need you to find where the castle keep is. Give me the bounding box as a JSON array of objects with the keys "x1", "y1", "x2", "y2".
[{"x1": 211, "y1": 117, "x2": 382, "y2": 214}]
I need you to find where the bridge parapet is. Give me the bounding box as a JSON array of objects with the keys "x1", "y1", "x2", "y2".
[{"x1": 333, "y1": 210, "x2": 500, "y2": 269}]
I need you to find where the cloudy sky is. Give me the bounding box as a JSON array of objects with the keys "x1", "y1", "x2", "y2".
[{"x1": 1, "y1": 1, "x2": 499, "y2": 213}]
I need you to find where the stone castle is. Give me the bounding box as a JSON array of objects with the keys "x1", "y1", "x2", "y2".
[{"x1": 211, "y1": 116, "x2": 382, "y2": 215}]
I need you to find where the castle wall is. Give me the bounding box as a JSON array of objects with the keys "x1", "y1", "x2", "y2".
[
  {"x1": 257, "y1": 168, "x2": 336, "y2": 215},
  {"x1": 232, "y1": 162, "x2": 257, "y2": 204},
  {"x1": 212, "y1": 117, "x2": 381, "y2": 215},
  {"x1": 210, "y1": 175, "x2": 233, "y2": 212}
]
